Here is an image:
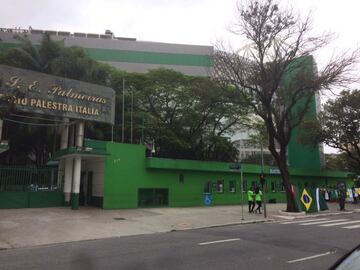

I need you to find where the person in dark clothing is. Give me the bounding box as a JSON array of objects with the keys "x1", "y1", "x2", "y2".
[{"x1": 338, "y1": 189, "x2": 346, "y2": 211}]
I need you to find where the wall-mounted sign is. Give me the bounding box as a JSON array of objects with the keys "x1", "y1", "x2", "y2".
[
  {"x1": 229, "y1": 163, "x2": 241, "y2": 171},
  {"x1": 0, "y1": 64, "x2": 115, "y2": 124},
  {"x1": 269, "y1": 167, "x2": 281, "y2": 175}
]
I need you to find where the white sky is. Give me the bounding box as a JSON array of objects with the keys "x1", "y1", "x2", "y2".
[
  {"x1": 2, "y1": 0, "x2": 360, "y2": 154},
  {"x1": 2, "y1": 0, "x2": 359, "y2": 48}
]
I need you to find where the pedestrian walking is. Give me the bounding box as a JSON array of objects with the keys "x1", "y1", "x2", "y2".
[
  {"x1": 353, "y1": 187, "x2": 358, "y2": 204},
  {"x1": 254, "y1": 187, "x2": 263, "y2": 214},
  {"x1": 338, "y1": 186, "x2": 346, "y2": 211},
  {"x1": 247, "y1": 187, "x2": 255, "y2": 213}
]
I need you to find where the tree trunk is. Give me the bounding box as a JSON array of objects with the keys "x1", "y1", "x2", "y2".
[{"x1": 277, "y1": 158, "x2": 299, "y2": 212}]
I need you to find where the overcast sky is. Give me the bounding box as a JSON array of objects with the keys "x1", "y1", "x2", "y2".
[
  {"x1": 2, "y1": 0, "x2": 359, "y2": 67},
  {"x1": 2, "y1": 0, "x2": 359, "y2": 47},
  {"x1": 2, "y1": 0, "x2": 360, "y2": 153}
]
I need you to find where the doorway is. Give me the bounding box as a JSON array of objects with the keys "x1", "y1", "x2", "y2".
[{"x1": 80, "y1": 171, "x2": 93, "y2": 206}]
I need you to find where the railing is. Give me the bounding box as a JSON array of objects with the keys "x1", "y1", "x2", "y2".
[
  {"x1": 0, "y1": 27, "x2": 136, "y2": 41},
  {"x1": 0, "y1": 166, "x2": 63, "y2": 192}
]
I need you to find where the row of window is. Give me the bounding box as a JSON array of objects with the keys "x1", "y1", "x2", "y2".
[
  {"x1": 178, "y1": 174, "x2": 285, "y2": 193},
  {"x1": 203, "y1": 180, "x2": 285, "y2": 193}
]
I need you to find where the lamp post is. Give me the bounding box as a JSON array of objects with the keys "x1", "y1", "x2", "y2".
[
  {"x1": 122, "y1": 78, "x2": 125, "y2": 143},
  {"x1": 241, "y1": 165, "x2": 244, "y2": 220}
]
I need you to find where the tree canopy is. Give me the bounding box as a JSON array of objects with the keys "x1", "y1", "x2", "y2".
[
  {"x1": 108, "y1": 69, "x2": 248, "y2": 161},
  {"x1": 300, "y1": 90, "x2": 360, "y2": 173}
]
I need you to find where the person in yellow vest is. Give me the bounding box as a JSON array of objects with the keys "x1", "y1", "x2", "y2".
[
  {"x1": 254, "y1": 186, "x2": 263, "y2": 214},
  {"x1": 247, "y1": 187, "x2": 255, "y2": 213}
]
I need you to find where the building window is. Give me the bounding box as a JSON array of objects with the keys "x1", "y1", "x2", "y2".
[
  {"x1": 271, "y1": 182, "x2": 276, "y2": 192},
  {"x1": 279, "y1": 181, "x2": 285, "y2": 192},
  {"x1": 216, "y1": 180, "x2": 224, "y2": 193},
  {"x1": 242, "y1": 180, "x2": 247, "y2": 192},
  {"x1": 179, "y1": 173, "x2": 184, "y2": 184},
  {"x1": 204, "y1": 181, "x2": 212, "y2": 193},
  {"x1": 251, "y1": 181, "x2": 257, "y2": 189},
  {"x1": 229, "y1": 180, "x2": 236, "y2": 193}
]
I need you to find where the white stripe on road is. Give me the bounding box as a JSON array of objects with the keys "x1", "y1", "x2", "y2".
[
  {"x1": 300, "y1": 219, "x2": 348, "y2": 226},
  {"x1": 281, "y1": 218, "x2": 329, "y2": 225},
  {"x1": 343, "y1": 224, "x2": 360, "y2": 229},
  {"x1": 198, "y1": 238, "x2": 241, "y2": 246},
  {"x1": 287, "y1": 251, "x2": 333, "y2": 264},
  {"x1": 320, "y1": 220, "x2": 360, "y2": 227}
]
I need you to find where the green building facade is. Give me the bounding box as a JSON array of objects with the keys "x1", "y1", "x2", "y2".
[{"x1": 74, "y1": 140, "x2": 351, "y2": 209}]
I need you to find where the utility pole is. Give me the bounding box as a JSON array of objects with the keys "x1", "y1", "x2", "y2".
[
  {"x1": 122, "y1": 78, "x2": 125, "y2": 143},
  {"x1": 130, "y1": 90, "x2": 133, "y2": 144},
  {"x1": 260, "y1": 143, "x2": 267, "y2": 218},
  {"x1": 241, "y1": 165, "x2": 244, "y2": 220}
]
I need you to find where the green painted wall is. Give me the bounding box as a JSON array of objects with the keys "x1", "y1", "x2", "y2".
[
  {"x1": 0, "y1": 191, "x2": 63, "y2": 209},
  {"x1": 285, "y1": 56, "x2": 322, "y2": 170},
  {"x1": 102, "y1": 142, "x2": 351, "y2": 209},
  {"x1": 0, "y1": 42, "x2": 212, "y2": 67}
]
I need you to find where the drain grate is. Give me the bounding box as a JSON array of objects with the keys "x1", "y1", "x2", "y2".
[{"x1": 113, "y1": 217, "x2": 126, "y2": 220}]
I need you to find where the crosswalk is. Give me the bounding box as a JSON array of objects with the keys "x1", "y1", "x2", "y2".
[{"x1": 279, "y1": 217, "x2": 360, "y2": 230}]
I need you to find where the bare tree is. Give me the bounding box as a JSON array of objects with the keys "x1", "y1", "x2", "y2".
[{"x1": 214, "y1": 0, "x2": 359, "y2": 211}]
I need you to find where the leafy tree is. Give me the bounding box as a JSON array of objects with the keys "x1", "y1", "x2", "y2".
[
  {"x1": 214, "y1": 0, "x2": 359, "y2": 211},
  {"x1": 0, "y1": 33, "x2": 62, "y2": 73},
  {"x1": 0, "y1": 34, "x2": 111, "y2": 165},
  {"x1": 321, "y1": 90, "x2": 360, "y2": 172},
  {"x1": 324, "y1": 153, "x2": 358, "y2": 172},
  {"x1": 301, "y1": 90, "x2": 360, "y2": 173},
  {"x1": 120, "y1": 69, "x2": 248, "y2": 161}
]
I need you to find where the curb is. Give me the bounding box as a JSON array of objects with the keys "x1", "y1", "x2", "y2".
[
  {"x1": 272, "y1": 210, "x2": 357, "y2": 220},
  {"x1": 174, "y1": 218, "x2": 275, "y2": 232},
  {"x1": 278, "y1": 210, "x2": 306, "y2": 216}
]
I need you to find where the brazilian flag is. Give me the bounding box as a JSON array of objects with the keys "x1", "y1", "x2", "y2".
[{"x1": 293, "y1": 185, "x2": 328, "y2": 213}]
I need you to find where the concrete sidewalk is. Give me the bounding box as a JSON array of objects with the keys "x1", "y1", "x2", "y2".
[{"x1": 0, "y1": 202, "x2": 359, "y2": 249}]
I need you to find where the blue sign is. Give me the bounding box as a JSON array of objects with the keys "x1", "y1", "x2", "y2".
[
  {"x1": 204, "y1": 193, "x2": 212, "y2": 206},
  {"x1": 229, "y1": 163, "x2": 241, "y2": 171}
]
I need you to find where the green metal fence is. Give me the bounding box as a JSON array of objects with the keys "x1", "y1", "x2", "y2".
[
  {"x1": 0, "y1": 166, "x2": 64, "y2": 209},
  {"x1": 0, "y1": 166, "x2": 63, "y2": 192}
]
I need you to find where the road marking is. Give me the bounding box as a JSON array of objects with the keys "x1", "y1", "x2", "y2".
[
  {"x1": 300, "y1": 219, "x2": 348, "y2": 226},
  {"x1": 198, "y1": 238, "x2": 241, "y2": 246},
  {"x1": 287, "y1": 251, "x2": 333, "y2": 263},
  {"x1": 343, "y1": 224, "x2": 360, "y2": 229},
  {"x1": 280, "y1": 218, "x2": 329, "y2": 225},
  {"x1": 320, "y1": 220, "x2": 360, "y2": 227}
]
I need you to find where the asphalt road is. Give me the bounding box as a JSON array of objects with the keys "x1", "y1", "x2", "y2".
[{"x1": 1, "y1": 212, "x2": 360, "y2": 270}]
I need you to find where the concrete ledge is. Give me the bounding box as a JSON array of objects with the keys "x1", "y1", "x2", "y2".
[
  {"x1": 179, "y1": 219, "x2": 275, "y2": 231},
  {"x1": 278, "y1": 210, "x2": 306, "y2": 216}
]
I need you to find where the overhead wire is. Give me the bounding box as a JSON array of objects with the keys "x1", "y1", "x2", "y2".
[
  {"x1": 9, "y1": 113, "x2": 69, "y2": 123},
  {"x1": 4, "y1": 117, "x2": 77, "y2": 127}
]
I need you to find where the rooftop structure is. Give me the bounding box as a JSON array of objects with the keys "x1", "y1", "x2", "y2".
[{"x1": 0, "y1": 27, "x2": 213, "y2": 76}]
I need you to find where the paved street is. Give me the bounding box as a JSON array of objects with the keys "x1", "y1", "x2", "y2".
[{"x1": 1, "y1": 212, "x2": 359, "y2": 270}]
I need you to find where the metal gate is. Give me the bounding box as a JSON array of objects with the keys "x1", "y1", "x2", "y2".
[{"x1": 0, "y1": 166, "x2": 64, "y2": 208}]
